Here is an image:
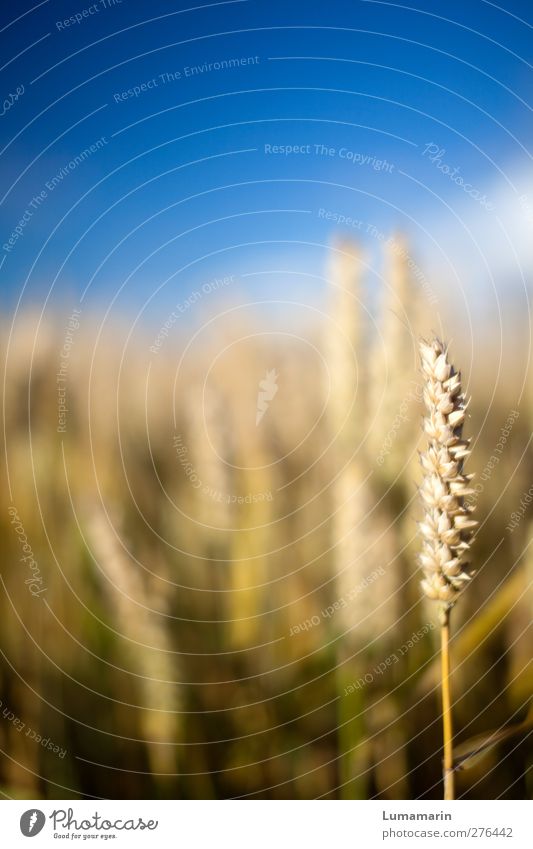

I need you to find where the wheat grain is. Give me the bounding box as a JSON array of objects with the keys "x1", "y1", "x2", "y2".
[{"x1": 418, "y1": 338, "x2": 477, "y2": 605}]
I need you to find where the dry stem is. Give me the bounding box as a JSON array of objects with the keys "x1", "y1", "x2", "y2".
[{"x1": 440, "y1": 603, "x2": 454, "y2": 800}]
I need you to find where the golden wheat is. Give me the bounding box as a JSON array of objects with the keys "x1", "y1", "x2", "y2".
[{"x1": 418, "y1": 337, "x2": 478, "y2": 800}]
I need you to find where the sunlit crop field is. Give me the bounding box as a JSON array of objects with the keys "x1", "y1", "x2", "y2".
[{"x1": 1, "y1": 240, "x2": 531, "y2": 800}]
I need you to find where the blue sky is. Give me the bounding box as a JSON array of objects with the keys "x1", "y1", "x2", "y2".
[{"x1": 1, "y1": 0, "x2": 531, "y2": 323}]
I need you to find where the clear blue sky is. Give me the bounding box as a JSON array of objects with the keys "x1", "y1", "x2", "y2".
[{"x1": 1, "y1": 0, "x2": 531, "y2": 319}]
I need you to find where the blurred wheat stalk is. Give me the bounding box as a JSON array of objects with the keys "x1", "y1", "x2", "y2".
[{"x1": 85, "y1": 505, "x2": 180, "y2": 778}]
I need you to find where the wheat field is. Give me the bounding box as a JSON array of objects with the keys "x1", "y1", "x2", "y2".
[{"x1": 0, "y1": 240, "x2": 531, "y2": 800}]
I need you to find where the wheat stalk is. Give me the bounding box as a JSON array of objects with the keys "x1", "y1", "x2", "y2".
[
  {"x1": 326, "y1": 240, "x2": 406, "y2": 797},
  {"x1": 418, "y1": 338, "x2": 477, "y2": 800},
  {"x1": 85, "y1": 506, "x2": 180, "y2": 777}
]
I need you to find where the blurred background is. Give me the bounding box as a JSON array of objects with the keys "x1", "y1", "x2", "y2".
[{"x1": 0, "y1": 0, "x2": 531, "y2": 799}]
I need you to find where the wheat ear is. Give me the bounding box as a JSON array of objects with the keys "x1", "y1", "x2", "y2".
[{"x1": 418, "y1": 338, "x2": 477, "y2": 800}]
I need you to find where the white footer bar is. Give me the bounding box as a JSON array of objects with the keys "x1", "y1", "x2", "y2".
[{"x1": 1, "y1": 799, "x2": 530, "y2": 848}]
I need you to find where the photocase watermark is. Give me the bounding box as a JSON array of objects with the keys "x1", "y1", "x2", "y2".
[
  {"x1": 422, "y1": 143, "x2": 495, "y2": 212},
  {"x1": 1, "y1": 700, "x2": 67, "y2": 760},
  {"x1": 20, "y1": 810, "x2": 46, "y2": 837},
  {"x1": 20, "y1": 807, "x2": 159, "y2": 838},
  {"x1": 367, "y1": 224, "x2": 439, "y2": 305},
  {"x1": 113, "y1": 56, "x2": 260, "y2": 102},
  {"x1": 23, "y1": 808, "x2": 159, "y2": 836},
  {"x1": 318, "y1": 208, "x2": 364, "y2": 231},
  {"x1": 289, "y1": 567, "x2": 385, "y2": 636},
  {"x1": 317, "y1": 211, "x2": 438, "y2": 305},
  {"x1": 57, "y1": 308, "x2": 82, "y2": 432},
  {"x1": 3, "y1": 138, "x2": 108, "y2": 254},
  {"x1": 173, "y1": 434, "x2": 273, "y2": 503},
  {"x1": 1, "y1": 83, "x2": 24, "y2": 117},
  {"x1": 56, "y1": 0, "x2": 123, "y2": 30},
  {"x1": 2, "y1": 191, "x2": 46, "y2": 254},
  {"x1": 265, "y1": 143, "x2": 394, "y2": 172},
  {"x1": 256, "y1": 369, "x2": 278, "y2": 425},
  {"x1": 45, "y1": 137, "x2": 108, "y2": 193},
  {"x1": 343, "y1": 622, "x2": 436, "y2": 694},
  {"x1": 464, "y1": 409, "x2": 519, "y2": 508},
  {"x1": 376, "y1": 382, "x2": 424, "y2": 466},
  {"x1": 518, "y1": 194, "x2": 533, "y2": 227},
  {"x1": 506, "y1": 484, "x2": 533, "y2": 533},
  {"x1": 150, "y1": 275, "x2": 234, "y2": 354},
  {"x1": 8, "y1": 506, "x2": 46, "y2": 597}
]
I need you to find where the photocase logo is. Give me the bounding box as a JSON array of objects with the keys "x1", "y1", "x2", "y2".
[
  {"x1": 20, "y1": 809, "x2": 46, "y2": 837},
  {"x1": 255, "y1": 369, "x2": 278, "y2": 425}
]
